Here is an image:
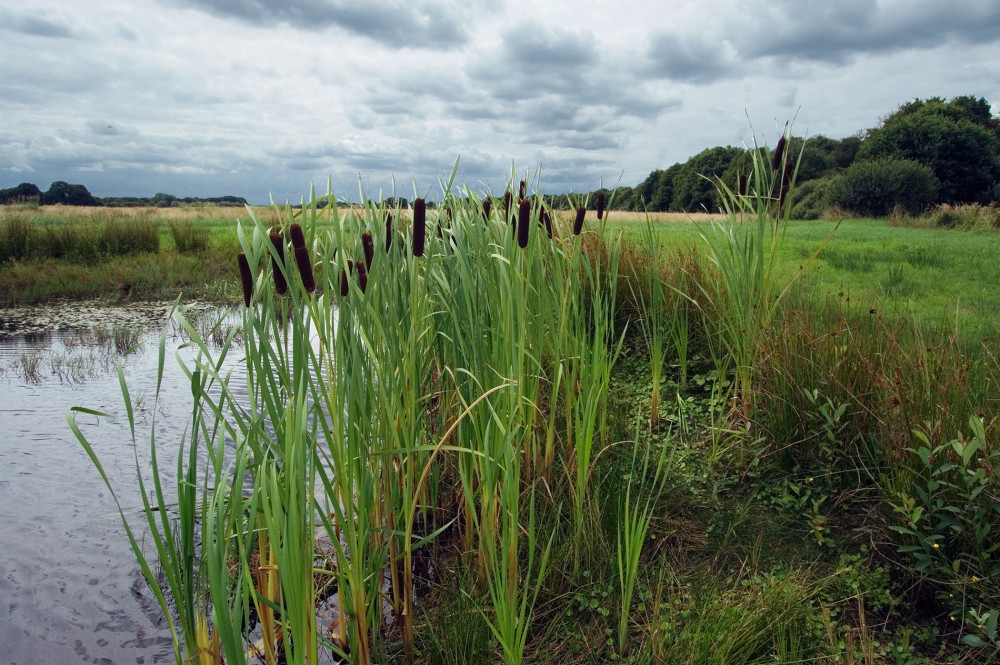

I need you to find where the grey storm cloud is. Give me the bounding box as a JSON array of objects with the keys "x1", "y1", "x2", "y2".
[
  {"x1": 0, "y1": 8, "x2": 77, "y2": 39},
  {"x1": 166, "y1": 0, "x2": 470, "y2": 48},
  {"x1": 645, "y1": 34, "x2": 736, "y2": 83},
  {"x1": 735, "y1": 0, "x2": 1000, "y2": 63}
]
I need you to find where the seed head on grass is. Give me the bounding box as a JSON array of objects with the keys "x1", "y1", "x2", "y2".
[
  {"x1": 362, "y1": 231, "x2": 374, "y2": 266},
  {"x1": 597, "y1": 191, "x2": 605, "y2": 220},
  {"x1": 574, "y1": 205, "x2": 586, "y2": 235},
  {"x1": 357, "y1": 259, "x2": 368, "y2": 293},
  {"x1": 482, "y1": 197, "x2": 491, "y2": 221},
  {"x1": 412, "y1": 198, "x2": 426, "y2": 257},
  {"x1": 772, "y1": 134, "x2": 786, "y2": 172},
  {"x1": 738, "y1": 173, "x2": 748, "y2": 197},
  {"x1": 289, "y1": 223, "x2": 306, "y2": 250},
  {"x1": 540, "y1": 209, "x2": 553, "y2": 239},
  {"x1": 269, "y1": 232, "x2": 288, "y2": 295},
  {"x1": 294, "y1": 246, "x2": 315, "y2": 293},
  {"x1": 517, "y1": 198, "x2": 530, "y2": 248},
  {"x1": 237, "y1": 252, "x2": 253, "y2": 307},
  {"x1": 340, "y1": 266, "x2": 349, "y2": 297}
]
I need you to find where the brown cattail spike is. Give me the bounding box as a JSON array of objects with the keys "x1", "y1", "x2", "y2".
[
  {"x1": 289, "y1": 223, "x2": 306, "y2": 250},
  {"x1": 519, "y1": 179, "x2": 526, "y2": 199},
  {"x1": 540, "y1": 209, "x2": 553, "y2": 239},
  {"x1": 357, "y1": 259, "x2": 368, "y2": 293},
  {"x1": 772, "y1": 134, "x2": 786, "y2": 172},
  {"x1": 361, "y1": 231, "x2": 374, "y2": 267},
  {"x1": 573, "y1": 205, "x2": 586, "y2": 235},
  {"x1": 340, "y1": 267, "x2": 349, "y2": 297},
  {"x1": 503, "y1": 191, "x2": 512, "y2": 222},
  {"x1": 596, "y1": 191, "x2": 606, "y2": 220},
  {"x1": 385, "y1": 211, "x2": 393, "y2": 252},
  {"x1": 517, "y1": 198, "x2": 530, "y2": 248},
  {"x1": 269, "y1": 232, "x2": 288, "y2": 295},
  {"x1": 738, "y1": 173, "x2": 748, "y2": 197},
  {"x1": 237, "y1": 252, "x2": 253, "y2": 307},
  {"x1": 412, "y1": 198, "x2": 426, "y2": 257},
  {"x1": 294, "y1": 246, "x2": 315, "y2": 293},
  {"x1": 481, "y1": 198, "x2": 491, "y2": 221}
]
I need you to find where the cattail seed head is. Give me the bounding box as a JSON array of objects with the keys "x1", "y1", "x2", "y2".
[
  {"x1": 540, "y1": 209, "x2": 553, "y2": 239},
  {"x1": 361, "y1": 231, "x2": 374, "y2": 267},
  {"x1": 269, "y1": 232, "x2": 288, "y2": 295},
  {"x1": 517, "y1": 198, "x2": 530, "y2": 248},
  {"x1": 574, "y1": 205, "x2": 586, "y2": 235},
  {"x1": 779, "y1": 160, "x2": 793, "y2": 208},
  {"x1": 237, "y1": 252, "x2": 253, "y2": 307},
  {"x1": 596, "y1": 191, "x2": 605, "y2": 220},
  {"x1": 385, "y1": 210, "x2": 393, "y2": 252},
  {"x1": 482, "y1": 197, "x2": 491, "y2": 220},
  {"x1": 503, "y1": 191, "x2": 512, "y2": 222},
  {"x1": 772, "y1": 135, "x2": 786, "y2": 172},
  {"x1": 412, "y1": 198, "x2": 426, "y2": 257},
  {"x1": 289, "y1": 223, "x2": 306, "y2": 250},
  {"x1": 519, "y1": 179, "x2": 526, "y2": 199},
  {"x1": 294, "y1": 246, "x2": 315, "y2": 293},
  {"x1": 738, "y1": 173, "x2": 748, "y2": 197},
  {"x1": 340, "y1": 267, "x2": 349, "y2": 297},
  {"x1": 357, "y1": 259, "x2": 368, "y2": 293}
]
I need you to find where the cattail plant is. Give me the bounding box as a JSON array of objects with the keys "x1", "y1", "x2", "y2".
[
  {"x1": 482, "y1": 197, "x2": 491, "y2": 221},
  {"x1": 385, "y1": 210, "x2": 394, "y2": 251},
  {"x1": 238, "y1": 251, "x2": 253, "y2": 307},
  {"x1": 357, "y1": 259, "x2": 368, "y2": 293},
  {"x1": 289, "y1": 223, "x2": 306, "y2": 250},
  {"x1": 772, "y1": 130, "x2": 787, "y2": 172},
  {"x1": 779, "y1": 160, "x2": 792, "y2": 210},
  {"x1": 503, "y1": 191, "x2": 513, "y2": 222},
  {"x1": 574, "y1": 205, "x2": 586, "y2": 235},
  {"x1": 412, "y1": 198, "x2": 426, "y2": 257},
  {"x1": 738, "y1": 172, "x2": 748, "y2": 197},
  {"x1": 269, "y1": 232, "x2": 288, "y2": 295},
  {"x1": 340, "y1": 266, "x2": 350, "y2": 297},
  {"x1": 540, "y1": 209, "x2": 553, "y2": 239},
  {"x1": 294, "y1": 246, "x2": 315, "y2": 292},
  {"x1": 517, "y1": 198, "x2": 531, "y2": 249},
  {"x1": 362, "y1": 231, "x2": 374, "y2": 267},
  {"x1": 518, "y1": 179, "x2": 526, "y2": 199},
  {"x1": 597, "y1": 191, "x2": 606, "y2": 220}
]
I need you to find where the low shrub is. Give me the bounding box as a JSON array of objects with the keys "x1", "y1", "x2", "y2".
[{"x1": 829, "y1": 158, "x2": 940, "y2": 217}]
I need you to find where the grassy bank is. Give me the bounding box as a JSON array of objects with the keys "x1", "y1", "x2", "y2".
[{"x1": 68, "y1": 160, "x2": 1000, "y2": 665}]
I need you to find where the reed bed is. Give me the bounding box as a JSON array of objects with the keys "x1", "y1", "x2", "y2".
[{"x1": 70, "y1": 152, "x2": 1000, "y2": 664}]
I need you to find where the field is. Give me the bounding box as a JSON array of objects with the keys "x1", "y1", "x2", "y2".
[{"x1": 9, "y1": 190, "x2": 1000, "y2": 664}]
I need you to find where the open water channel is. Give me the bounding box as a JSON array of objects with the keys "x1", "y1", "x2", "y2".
[{"x1": 0, "y1": 300, "x2": 243, "y2": 664}]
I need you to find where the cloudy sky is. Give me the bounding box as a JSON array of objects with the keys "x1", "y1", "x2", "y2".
[{"x1": 2, "y1": 0, "x2": 999, "y2": 204}]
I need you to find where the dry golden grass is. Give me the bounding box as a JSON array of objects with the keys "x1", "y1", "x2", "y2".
[
  {"x1": 7, "y1": 204, "x2": 280, "y2": 222},
  {"x1": 553, "y1": 209, "x2": 725, "y2": 224}
]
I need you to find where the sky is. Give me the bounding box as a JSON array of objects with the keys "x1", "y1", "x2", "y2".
[{"x1": 2, "y1": 0, "x2": 999, "y2": 205}]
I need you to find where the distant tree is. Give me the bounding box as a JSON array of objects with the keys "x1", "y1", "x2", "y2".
[
  {"x1": 151, "y1": 192, "x2": 177, "y2": 208},
  {"x1": 669, "y1": 146, "x2": 744, "y2": 212},
  {"x1": 860, "y1": 96, "x2": 1000, "y2": 203},
  {"x1": 0, "y1": 182, "x2": 42, "y2": 205},
  {"x1": 42, "y1": 181, "x2": 97, "y2": 206}
]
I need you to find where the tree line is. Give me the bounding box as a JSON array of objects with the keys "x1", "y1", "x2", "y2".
[
  {"x1": 0, "y1": 181, "x2": 247, "y2": 208},
  {"x1": 565, "y1": 95, "x2": 1000, "y2": 218}
]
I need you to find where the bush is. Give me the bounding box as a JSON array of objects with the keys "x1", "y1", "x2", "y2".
[
  {"x1": 829, "y1": 158, "x2": 940, "y2": 217},
  {"x1": 789, "y1": 175, "x2": 836, "y2": 219},
  {"x1": 926, "y1": 203, "x2": 1000, "y2": 230}
]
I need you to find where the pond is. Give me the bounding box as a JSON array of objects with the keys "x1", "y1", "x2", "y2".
[{"x1": 0, "y1": 299, "x2": 243, "y2": 664}]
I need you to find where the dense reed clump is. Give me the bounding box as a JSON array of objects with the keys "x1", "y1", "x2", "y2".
[
  {"x1": 0, "y1": 208, "x2": 160, "y2": 263},
  {"x1": 72, "y1": 150, "x2": 999, "y2": 665}
]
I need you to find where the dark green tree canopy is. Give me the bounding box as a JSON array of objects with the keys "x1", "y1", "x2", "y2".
[
  {"x1": 42, "y1": 181, "x2": 97, "y2": 206},
  {"x1": 859, "y1": 96, "x2": 1000, "y2": 204},
  {"x1": 829, "y1": 158, "x2": 940, "y2": 217},
  {"x1": 0, "y1": 182, "x2": 42, "y2": 205}
]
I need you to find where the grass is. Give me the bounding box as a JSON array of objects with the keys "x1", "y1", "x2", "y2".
[{"x1": 57, "y1": 159, "x2": 1000, "y2": 665}]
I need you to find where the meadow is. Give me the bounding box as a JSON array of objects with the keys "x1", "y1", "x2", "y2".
[{"x1": 5, "y1": 157, "x2": 1000, "y2": 664}]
